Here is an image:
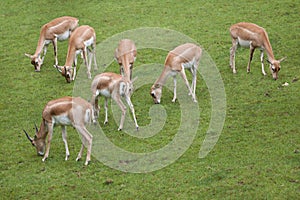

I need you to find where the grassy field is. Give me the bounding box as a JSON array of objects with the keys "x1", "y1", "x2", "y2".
[{"x1": 1, "y1": 0, "x2": 299, "y2": 199}]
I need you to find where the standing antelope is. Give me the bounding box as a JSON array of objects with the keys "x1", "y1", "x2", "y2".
[
  {"x1": 150, "y1": 43, "x2": 202, "y2": 104},
  {"x1": 56, "y1": 25, "x2": 98, "y2": 83},
  {"x1": 229, "y1": 22, "x2": 286, "y2": 80},
  {"x1": 114, "y1": 39, "x2": 137, "y2": 80},
  {"x1": 91, "y1": 72, "x2": 139, "y2": 131},
  {"x1": 23, "y1": 96, "x2": 95, "y2": 165},
  {"x1": 25, "y1": 16, "x2": 79, "y2": 72}
]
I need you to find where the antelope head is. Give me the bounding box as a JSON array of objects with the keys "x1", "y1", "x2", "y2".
[
  {"x1": 23, "y1": 124, "x2": 46, "y2": 156},
  {"x1": 267, "y1": 57, "x2": 286, "y2": 80},
  {"x1": 25, "y1": 54, "x2": 43, "y2": 72},
  {"x1": 55, "y1": 65, "x2": 74, "y2": 83},
  {"x1": 120, "y1": 76, "x2": 137, "y2": 97},
  {"x1": 150, "y1": 84, "x2": 162, "y2": 104}
]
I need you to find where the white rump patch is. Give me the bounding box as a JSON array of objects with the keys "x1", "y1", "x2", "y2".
[
  {"x1": 97, "y1": 89, "x2": 111, "y2": 97},
  {"x1": 84, "y1": 109, "x2": 91, "y2": 123},
  {"x1": 182, "y1": 59, "x2": 195, "y2": 69},
  {"x1": 84, "y1": 37, "x2": 94, "y2": 47}
]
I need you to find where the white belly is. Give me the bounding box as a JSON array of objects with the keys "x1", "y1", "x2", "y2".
[
  {"x1": 56, "y1": 30, "x2": 71, "y2": 41},
  {"x1": 44, "y1": 40, "x2": 52, "y2": 46},
  {"x1": 53, "y1": 115, "x2": 71, "y2": 126},
  {"x1": 237, "y1": 37, "x2": 251, "y2": 47}
]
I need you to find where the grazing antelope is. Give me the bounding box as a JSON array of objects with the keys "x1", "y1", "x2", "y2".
[
  {"x1": 114, "y1": 39, "x2": 137, "y2": 80},
  {"x1": 91, "y1": 72, "x2": 139, "y2": 131},
  {"x1": 150, "y1": 43, "x2": 202, "y2": 104},
  {"x1": 56, "y1": 25, "x2": 98, "y2": 83},
  {"x1": 229, "y1": 22, "x2": 286, "y2": 80},
  {"x1": 23, "y1": 96, "x2": 95, "y2": 165},
  {"x1": 25, "y1": 16, "x2": 79, "y2": 72}
]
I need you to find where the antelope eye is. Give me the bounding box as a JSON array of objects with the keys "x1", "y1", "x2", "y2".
[
  {"x1": 271, "y1": 67, "x2": 276, "y2": 72},
  {"x1": 278, "y1": 68, "x2": 281, "y2": 71},
  {"x1": 151, "y1": 93, "x2": 156, "y2": 98}
]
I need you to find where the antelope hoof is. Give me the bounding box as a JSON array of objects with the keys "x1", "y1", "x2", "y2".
[
  {"x1": 104, "y1": 121, "x2": 108, "y2": 125},
  {"x1": 42, "y1": 157, "x2": 47, "y2": 162},
  {"x1": 118, "y1": 127, "x2": 122, "y2": 131},
  {"x1": 136, "y1": 126, "x2": 139, "y2": 131},
  {"x1": 76, "y1": 157, "x2": 81, "y2": 162},
  {"x1": 84, "y1": 160, "x2": 90, "y2": 166},
  {"x1": 65, "y1": 155, "x2": 70, "y2": 161}
]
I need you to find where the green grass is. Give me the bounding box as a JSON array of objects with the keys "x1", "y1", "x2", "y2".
[{"x1": 1, "y1": 0, "x2": 299, "y2": 199}]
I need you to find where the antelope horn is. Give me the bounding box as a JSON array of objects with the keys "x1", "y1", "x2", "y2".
[
  {"x1": 24, "y1": 53, "x2": 33, "y2": 58},
  {"x1": 23, "y1": 129, "x2": 33, "y2": 143},
  {"x1": 55, "y1": 65, "x2": 62, "y2": 73},
  {"x1": 131, "y1": 76, "x2": 138, "y2": 83},
  {"x1": 34, "y1": 123, "x2": 38, "y2": 133},
  {"x1": 279, "y1": 57, "x2": 287, "y2": 62}
]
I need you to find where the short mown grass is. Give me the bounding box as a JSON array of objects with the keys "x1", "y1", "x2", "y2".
[{"x1": 0, "y1": 0, "x2": 299, "y2": 199}]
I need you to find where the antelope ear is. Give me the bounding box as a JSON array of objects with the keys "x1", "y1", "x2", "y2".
[
  {"x1": 279, "y1": 57, "x2": 287, "y2": 63},
  {"x1": 55, "y1": 65, "x2": 63, "y2": 73},
  {"x1": 131, "y1": 76, "x2": 138, "y2": 83},
  {"x1": 25, "y1": 53, "x2": 33, "y2": 59},
  {"x1": 154, "y1": 84, "x2": 161, "y2": 89}
]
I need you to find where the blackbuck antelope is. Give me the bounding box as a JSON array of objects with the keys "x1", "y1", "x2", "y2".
[
  {"x1": 229, "y1": 22, "x2": 286, "y2": 80},
  {"x1": 91, "y1": 72, "x2": 139, "y2": 131},
  {"x1": 25, "y1": 16, "x2": 79, "y2": 72},
  {"x1": 114, "y1": 39, "x2": 137, "y2": 80},
  {"x1": 150, "y1": 43, "x2": 202, "y2": 104},
  {"x1": 56, "y1": 25, "x2": 97, "y2": 83},
  {"x1": 23, "y1": 96, "x2": 95, "y2": 165}
]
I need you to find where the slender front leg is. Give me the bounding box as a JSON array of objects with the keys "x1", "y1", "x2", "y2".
[
  {"x1": 52, "y1": 38, "x2": 58, "y2": 65},
  {"x1": 92, "y1": 44, "x2": 98, "y2": 71},
  {"x1": 61, "y1": 126, "x2": 70, "y2": 160},
  {"x1": 42, "y1": 124, "x2": 53, "y2": 162},
  {"x1": 83, "y1": 48, "x2": 92, "y2": 79},
  {"x1": 86, "y1": 48, "x2": 92, "y2": 79},
  {"x1": 247, "y1": 45, "x2": 255, "y2": 73},
  {"x1": 191, "y1": 65, "x2": 198, "y2": 98},
  {"x1": 125, "y1": 96, "x2": 139, "y2": 130},
  {"x1": 114, "y1": 97, "x2": 127, "y2": 131},
  {"x1": 230, "y1": 39, "x2": 237, "y2": 73},
  {"x1": 72, "y1": 54, "x2": 78, "y2": 81},
  {"x1": 76, "y1": 144, "x2": 84, "y2": 162},
  {"x1": 41, "y1": 44, "x2": 49, "y2": 65},
  {"x1": 260, "y1": 49, "x2": 267, "y2": 76},
  {"x1": 172, "y1": 77, "x2": 177, "y2": 102}
]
